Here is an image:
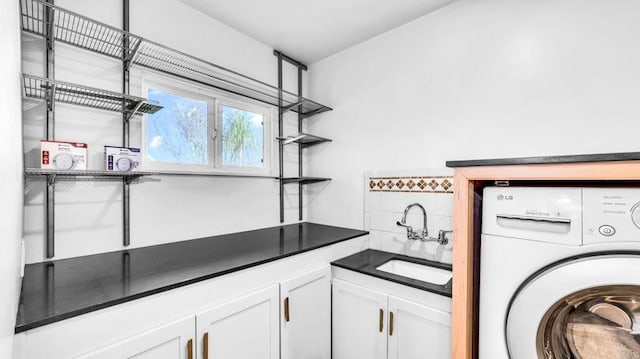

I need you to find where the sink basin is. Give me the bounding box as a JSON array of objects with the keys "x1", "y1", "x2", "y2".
[{"x1": 376, "y1": 259, "x2": 452, "y2": 285}]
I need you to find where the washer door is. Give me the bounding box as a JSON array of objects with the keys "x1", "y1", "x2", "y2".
[{"x1": 506, "y1": 254, "x2": 640, "y2": 359}]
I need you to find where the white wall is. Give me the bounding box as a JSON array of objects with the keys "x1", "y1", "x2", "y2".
[
  {"x1": 22, "y1": 0, "x2": 304, "y2": 262},
  {"x1": 306, "y1": 0, "x2": 640, "y2": 229},
  {"x1": 0, "y1": 0, "x2": 24, "y2": 356}
]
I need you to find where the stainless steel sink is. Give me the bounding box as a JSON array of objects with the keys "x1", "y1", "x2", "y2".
[{"x1": 376, "y1": 259, "x2": 452, "y2": 285}]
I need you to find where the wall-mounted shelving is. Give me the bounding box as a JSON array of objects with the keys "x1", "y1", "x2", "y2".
[
  {"x1": 20, "y1": 0, "x2": 334, "y2": 257},
  {"x1": 275, "y1": 51, "x2": 332, "y2": 223},
  {"x1": 25, "y1": 168, "x2": 157, "y2": 181},
  {"x1": 20, "y1": 0, "x2": 332, "y2": 117},
  {"x1": 21, "y1": 63, "x2": 162, "y2": 260},
  {"x1": 22, "y1": 74, "x2": 162, "y2": 117},
  {"x1": 21, "y1": 72, "x2": 162, "y2": 258}
]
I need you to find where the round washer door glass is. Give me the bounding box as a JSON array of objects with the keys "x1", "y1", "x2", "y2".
[{"x1": 506, "y1": 254, "x2": 640, "y2": 359}]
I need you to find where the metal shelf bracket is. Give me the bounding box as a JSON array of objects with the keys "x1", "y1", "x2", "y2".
[
  {"x1": 280, "y1": 100, "x2": 305, "y2": 114},
  {"x1": 46, "y1": 173, "x2": 56, "y2": 186}
]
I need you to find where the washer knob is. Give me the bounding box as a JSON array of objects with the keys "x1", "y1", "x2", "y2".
[
  {"x1": 598, "y1": 225, "x2": 616, "y2": 236},
  {"x1": 632, "y1": 202, "x2": 640, "y2": 230}
]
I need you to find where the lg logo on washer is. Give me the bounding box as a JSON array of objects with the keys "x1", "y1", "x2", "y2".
[{"x1": 497, "y1": 194, "x2": 513, "y2": 201}]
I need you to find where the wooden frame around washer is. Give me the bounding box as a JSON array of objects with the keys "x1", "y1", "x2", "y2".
[{"x1": 450, "y1": 161, "x2": 640, "y2": 359}]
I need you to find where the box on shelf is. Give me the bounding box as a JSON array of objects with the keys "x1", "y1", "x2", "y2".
[
  {"x1": 40, "y1": 140, "x2": 88, "y2": 170},
  {"x1": 104, "y1": 146, "x2": 141, "y2": 172}
]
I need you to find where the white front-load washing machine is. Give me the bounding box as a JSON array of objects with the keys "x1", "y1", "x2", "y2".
[{"x1": 479, "y1": 187, "x2": 640, "y2": 359}]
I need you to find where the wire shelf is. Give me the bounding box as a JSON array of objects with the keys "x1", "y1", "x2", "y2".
[
  {"x1": 25, "y1": 168, "x2": 158, "y2": 179},
  {"x1": 20, "y1": 0, "x2": 140, "y2": 60},
  {"x1": 280, "y1": 177, "x2": 331, "y2": 185},
  {"x1": 278, "y1": 133, "x2": 332, "y2": 147},
  {"x1": 22, "y1": 74, "x2": 163, "y2": 115},
  {"x1": 20, "y1": 0, "x2": 332, "y2": 118}
]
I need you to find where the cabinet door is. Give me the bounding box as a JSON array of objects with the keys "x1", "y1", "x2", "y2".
[
  {"x1": 196, "y1": 284, "x2": 279, "y2": 359},
  {"x1": 76, "y1": 316, "x2": 195, "y2": 359},
  {"x1": 280, "y1": 266, "x2": 331, "y2": 359},
  {"x1": 332, "y1": 279, "x2": 388, "y2": 359},
  {"x1": 387, "y1": 296, "x2": 451, "y2": 359}
]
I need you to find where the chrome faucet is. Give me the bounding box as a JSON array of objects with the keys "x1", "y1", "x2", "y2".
[
  {"x1": 396, "y1": 203, "x2": 450, "y2": 244},
  {"x1": 396, "y1": 203, "x2": 428, "y2": 241}
]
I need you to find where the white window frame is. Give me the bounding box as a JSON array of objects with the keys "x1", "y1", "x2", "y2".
[{"x1": 141, "y1": 73, "x2": 274, "y2": 176}]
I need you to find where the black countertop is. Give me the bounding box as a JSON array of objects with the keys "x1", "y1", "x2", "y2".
[
  {"x1": 446, "y1": 152, "x2": 640, "y2": 168},
  {"x1": 16, "y1": 222, "x2": 368, "y2": 333},
  {"x1": 331, "y1": 249, "x2": 452, "y2": 298}
]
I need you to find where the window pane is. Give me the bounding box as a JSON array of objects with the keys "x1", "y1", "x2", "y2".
[
  {"x1": 221, "y1": 105, "x2": 264, "y2": 168},
  {"x1": 146, "y1": 89, "x2": 208, "y2": 165}
]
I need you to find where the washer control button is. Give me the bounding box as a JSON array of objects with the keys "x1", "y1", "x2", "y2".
[{"x1": 598, "y1": 225, "x2": 616, "y2": 236}]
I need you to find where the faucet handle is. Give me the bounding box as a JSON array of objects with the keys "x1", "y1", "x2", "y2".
[
  {"x1": 396, "y1": 221, "x2": 414, "y2": 237},
  {"x1": 437, "y1": 230, "x2": 453, "y2": 245}
]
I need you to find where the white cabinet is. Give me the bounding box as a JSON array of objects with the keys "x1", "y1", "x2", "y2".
[
  {"x1": 193, "y1": 267, "x2": 332, "y2": 359},
  {"x1": 280, "y1": 266, "x2": 331, "y2": 359},
  {"x1": 79, "y1": 274, "x2": 330, "y2": 359},
  {"x1": 387, "y1": 296, "x2": 451, "y2": 359},
  {"x1": 332, "y1": 278, "x2": 451, "y2": 359},
  {"x1": 15, "y1": 242, "x2": 372, "y2": 359},
  {"x1": 332, "y1": 279, "x2": 387, "y2": 359},
  {"x1": 196, "y1": 284, "x2": 279, "y2": 359},
  {"x1": 76, "y1": 316, "x2": 195, "y2": 359}
]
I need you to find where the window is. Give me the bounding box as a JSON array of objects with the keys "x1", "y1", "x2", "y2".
[
  {"x1": 146, "y1": 89, "x2": 211, "y2": 166},
  {"x1": 142, "y1": 77, "x2": 272, "y2": 175},
  {"x1": 219, "y1": 103, "x2": 265, "y2": 169}
]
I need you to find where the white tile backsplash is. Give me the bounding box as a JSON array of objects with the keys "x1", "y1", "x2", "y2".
[
  {"x1": 364, "y1": 170, "x2": 454, "y2": 264},
  {"x1": 379, "y1": 231, "x2": 409, "y2": 254},
  {"x1": 368, "y1": 231, "x2": 382, "y2": 251}
]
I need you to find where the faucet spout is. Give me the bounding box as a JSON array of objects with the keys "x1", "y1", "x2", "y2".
[
  {"x1": 398, "y1": 203, "x2": 428, "y2": 239},
  {"x1": 396, "y1": 203, "x2": 449, "y2": 245}
]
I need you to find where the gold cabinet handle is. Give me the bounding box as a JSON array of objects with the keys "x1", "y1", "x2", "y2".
[
  {"x1": 379, "y1": 308, "x2": 384, "y2": 332},
  {"x1": 203, "y1": 332, "x2": 209, "y2": 359},
  {"x1": 284, "y1": 297, "x2": 290, "y2": 322},
  {"x1": 389, "y1": 311, "x2": 394, "y2": 336},
  {"x1": 187, "y1": 338, "x2": 193, "y2": 359}
]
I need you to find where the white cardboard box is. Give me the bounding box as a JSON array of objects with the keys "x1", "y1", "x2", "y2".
[
  {"x1": 104, "y1": 146, "x2": 141, "y2": 172},
  {"x1": 41, "y1": 140, "x2": 88, "y2": 170}
]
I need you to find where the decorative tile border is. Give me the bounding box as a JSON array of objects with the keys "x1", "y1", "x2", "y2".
[{"x1": 368, "y1": 176, "x2": 454, "y2": 193}]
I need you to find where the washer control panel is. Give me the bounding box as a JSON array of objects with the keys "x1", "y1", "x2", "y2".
[
  {"x1": 583, "y1": 188, "x2": 640, "y2": 244},
  {"x1": 482, "y1": 187, "x2": 582, "y2": 245}
]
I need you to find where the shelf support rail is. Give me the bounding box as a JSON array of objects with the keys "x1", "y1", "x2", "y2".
[
  {"x1": 45, "y1": 175, "x2": 55, "y2": 258},
  {"x1": 273, "y1": 50, "x2": 308, "y2": 71},
  {"x1": 297, "y1": 66, "x2": 304, "y2": 221},
  {"x1": 274, "y1": 50, "x2": 308, "y2": 222},
  {"x1": 122, "y1": 0, "x2": 131, "y2": 247},
  {"x1": 277, "y1": 52, "x2": 285, "y2": 223},
  {"x1": 44, "y1": 0, "x2": 56, "y2": 258}
]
